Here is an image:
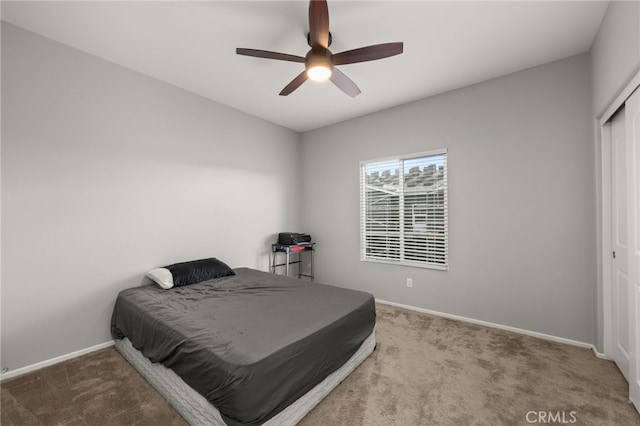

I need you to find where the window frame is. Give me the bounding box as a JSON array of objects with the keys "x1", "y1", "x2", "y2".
[{"x1": 359, "y1": 148, "x2": 448, "y2": 271}]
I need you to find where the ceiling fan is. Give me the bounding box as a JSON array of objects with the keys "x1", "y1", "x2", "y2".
[{"x1": 236, "y1": 0, "x2": 403, "y2": 97}]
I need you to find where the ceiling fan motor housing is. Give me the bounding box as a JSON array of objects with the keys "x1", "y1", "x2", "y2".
[
  {"x1": 305, "y1": 47, "x2": 334, "y2": 74},
  {"x1": 307, "y1": 31, "x2": 332, "y2": 47}
]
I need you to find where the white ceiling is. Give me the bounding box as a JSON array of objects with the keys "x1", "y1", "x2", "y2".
[{"x1": 1, "y1": 1, "x2": 609, "y2": 132}]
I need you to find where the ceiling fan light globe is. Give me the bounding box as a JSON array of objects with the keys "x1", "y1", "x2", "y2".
[{"x1": 307, "y1": 65, "x2": 332, "y2": 82}]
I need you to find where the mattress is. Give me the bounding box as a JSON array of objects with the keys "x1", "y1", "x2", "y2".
[
  {"x1": 115, "y1": 328, "x2": 376, "y2": 426},
  {"x1": 111, "y1": 267, "x2": 375, "y2": 425}
]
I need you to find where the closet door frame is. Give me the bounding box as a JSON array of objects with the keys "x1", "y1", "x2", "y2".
[{"x1": 600, "y1": 70, "x2": 640, "y2": 410}]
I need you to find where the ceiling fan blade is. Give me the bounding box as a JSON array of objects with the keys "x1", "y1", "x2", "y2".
[
  {"x1": 236, "y1": 48, "x2": 305, "y2": 63},
  {"x1": 308, "y1": 0, "x2": 330, "y2": 48},
  {"x1": 330, "y1": 68, "x2": 361, "y2": 98},
  {"x1": 333, "y1": 42, "x2": 404, "y2": 66},
  {"x1": 279, "y1": 71, "x2": 309, "y2": 96}
]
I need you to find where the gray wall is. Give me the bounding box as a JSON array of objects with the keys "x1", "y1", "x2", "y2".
[
  {"x1": 1, "y1": 23, "x2": 301, "y2": 371},
  {"x1": 590, "y1": 1, "x2": 640, "y2": 351},
  {"x1": 301, "y1": 54, "x2": 595, "y2": 344}
]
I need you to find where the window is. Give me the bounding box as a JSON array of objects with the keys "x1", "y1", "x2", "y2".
[{"x1": 360, "y1": 149, "x2": 448, "y2": 270}]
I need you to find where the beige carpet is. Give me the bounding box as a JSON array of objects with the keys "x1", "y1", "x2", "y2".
[
  {"x1": 302, "y1": 304, "x2": 640, "y2": 426},
  {"x1": 2, "y1": 303, "x2": 639, "y2": 425}
]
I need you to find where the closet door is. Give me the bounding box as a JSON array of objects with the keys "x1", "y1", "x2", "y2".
[
  {"x1": 611, "y1": 106, "x2": 630, "y2": 381},
  {"x1": 626, "y1": 88, "x2": 640, "y2": 410}
]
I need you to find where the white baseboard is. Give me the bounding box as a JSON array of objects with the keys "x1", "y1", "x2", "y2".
[
  {"x1": 1, "y1": 300, "x2": 611, "y2": 381},
  {"x1": 376, "y1": 299, "x2": 602, "y2": 354},
  {"x1": 592, "y1": 348, "x2": 612, "y2": 360},
  {"x1": 1, "y1": 341, "x2": 114, "y2": 381}
]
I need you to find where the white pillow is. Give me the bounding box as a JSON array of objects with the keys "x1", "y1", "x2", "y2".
[{"x1": 146, "y1": 267, "x2": 174, "y2": 289}]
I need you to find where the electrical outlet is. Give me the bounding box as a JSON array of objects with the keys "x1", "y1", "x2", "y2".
[{"x1": 406, "y1": 278, "x2": 413, "y2": 288}]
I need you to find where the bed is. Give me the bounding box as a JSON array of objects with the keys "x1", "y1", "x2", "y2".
[{"x1": 111, "y1": 262, "x2": 376, "y2": 426}]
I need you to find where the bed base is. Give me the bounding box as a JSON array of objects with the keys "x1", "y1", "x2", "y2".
[{"x1": 115, "y1": 329, "x2": 376, "y2": 425}]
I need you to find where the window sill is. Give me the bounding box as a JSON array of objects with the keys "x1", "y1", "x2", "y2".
[{"x1": 361, "y1": 257, "x2": 448, "y2": 271}]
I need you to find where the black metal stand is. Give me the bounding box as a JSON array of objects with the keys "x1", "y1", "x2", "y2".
[{"x1": 270, "y1": 243, "x2": 315, "y2": 281}]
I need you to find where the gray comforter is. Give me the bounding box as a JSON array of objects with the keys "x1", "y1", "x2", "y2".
[{"x1": 111, "y1": 267, "x2": 375, "y2": 425}]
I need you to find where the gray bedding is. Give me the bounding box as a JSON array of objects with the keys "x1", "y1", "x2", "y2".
[{"x1": 111, "y1": 267, "x2": 375, "y2": 426}]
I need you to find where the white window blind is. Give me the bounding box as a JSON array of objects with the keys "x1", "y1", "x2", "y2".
[{"x1": 360, "y1": 149, "x2": 448, "y2": 270}]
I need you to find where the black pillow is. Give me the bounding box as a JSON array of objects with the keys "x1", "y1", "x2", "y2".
[{"x1": 165, "y1": 258, "x2": 235, "y2": 287}]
